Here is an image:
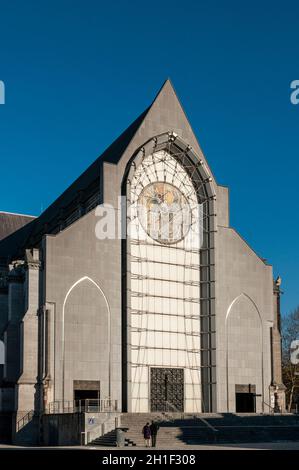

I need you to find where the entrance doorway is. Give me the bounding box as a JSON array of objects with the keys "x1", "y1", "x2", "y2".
[
  {"x1": 236, "y1": 393, "x2": 255, "y2": 412},
  {"x1": 235, "y1": 384, "x2": 256, "y2": 413},
  {"x1": 73, "y1": 380, "x2": 100, "y2": 402},
  {"x1": 74, "y1": 389, "x2": 99, "y2": 401},
  {"x1": 150, "y1": 368, "x2": 184, "y2": 412}
]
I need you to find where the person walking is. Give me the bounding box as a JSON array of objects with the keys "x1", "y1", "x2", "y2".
[
  {"x1": 150, "y1": 420, "x2": 159, "y2": 447},
  {"x1": 142, "y1": 422, "x2": 151, "y2": 447}
]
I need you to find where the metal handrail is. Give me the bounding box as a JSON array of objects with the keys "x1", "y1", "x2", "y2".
[
  {"x1": 160, "y1": 402, "x2": 218, "y2": 434},
  {"x1": 85, "y1": 415, "x2": 121, "y2": 445},
  {"x1": 165, "y1": 400, "x2": 181, "y2": 412},
  {"x1": 197, "y1": 415, "x2": 218, "y2": 433},
  {"x1": 16, "y1": 410, "x2": 35, "y2": 432},
  {"x1": 159, "y1": 401, "x2": 184, "y2": 420},
  {"x1": 46, "y1": 398, "x2": 118, "y2": 414},
  {"x1": 262, "y1": 401, "x2": 274, "y2": 414}
]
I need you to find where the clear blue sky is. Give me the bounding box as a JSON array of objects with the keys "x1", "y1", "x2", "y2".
[{"x1": 0, "y1": 0, "x2": 298, "y2": 315}]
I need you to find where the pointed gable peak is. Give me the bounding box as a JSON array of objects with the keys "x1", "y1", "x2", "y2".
[
  {"x1": 142, "y1": 78, "x2": 202, "y2": 156},
  {"x1": 150, "y1": 78, "x2": 183, "y2": 112},
  {"x1": 110, "y1": 78, "x2": 215, "y2": 182},
  {"x1": 153, "y1": 77, "x2": 175, "y2": 97}
]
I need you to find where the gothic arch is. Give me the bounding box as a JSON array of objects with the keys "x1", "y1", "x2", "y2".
[
  {"x1": 225, "y1": 293, "x2": 264, "y2": 411},
  {"x1": 61, "y1": 276, "x2": 111, "y2": 401},
  {"x1": 225, "y1": 293, "x2": 263, "y2": 324},
  {"x1": 121, "y1": 132, "x2": 217, "y2": 412}
]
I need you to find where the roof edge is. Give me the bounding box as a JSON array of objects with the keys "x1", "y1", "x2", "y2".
[{"x1": 0, "y1": 211, "x2": 36, "y2": 218}]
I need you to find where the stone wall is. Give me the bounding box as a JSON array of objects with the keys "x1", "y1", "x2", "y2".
[
  {"x1": 0, "y1": 412, "x2": 12, "y2": 443},
  {"x1": 216, "y1": 226, "x2": 274, "y2": 412},
  {"x1": 42, "y1": 412, "x2": 84, "y2": 446},
  {"x1": 44, "y1": 208, "x2": 122, "y2": 407}
]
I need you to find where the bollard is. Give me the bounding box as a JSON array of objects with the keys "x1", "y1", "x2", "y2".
[{"x1": 116, "y1": 428, "x2": 125, "y2": 447}]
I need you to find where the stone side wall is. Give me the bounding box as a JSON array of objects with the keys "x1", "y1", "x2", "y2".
[
  {"x1": 42, "y1": 412, "x2": 83, "y2": 446},
  {"x1": 0, "y1": 412, "x2": 12, "y2": 443},
  {"x1": 44, "y1": 208, "x2": 122, "y2": 408},
  {"x1": 216, "y1": 226, "x2": 274, "y2": 412}
]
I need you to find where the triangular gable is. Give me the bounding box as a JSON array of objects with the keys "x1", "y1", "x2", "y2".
[{"x1": 114, "y1": 79, "x2": 215, "y2": 183}]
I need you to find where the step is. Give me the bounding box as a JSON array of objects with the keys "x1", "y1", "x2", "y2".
[{"x1": 89, "y1": 413, "x2": 299, "y2": 447}]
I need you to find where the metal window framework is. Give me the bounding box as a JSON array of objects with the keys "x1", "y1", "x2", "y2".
[{"x1": 121, "y1": 132, "x2": 217, "y2": 412}]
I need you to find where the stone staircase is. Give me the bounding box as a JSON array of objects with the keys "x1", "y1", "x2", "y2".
[
  {"x1": 89, "y1": 429, "x2": 118, "y2": 447},
  {"x1": 89, "y1": 413, "x2": 299, "y2": 447},
  {"x1": 88, "y1": 428, "x2": 137, "y2": 447},
  {"x1": 120, "y1": 413, "x2": 217, "y2": 447}
]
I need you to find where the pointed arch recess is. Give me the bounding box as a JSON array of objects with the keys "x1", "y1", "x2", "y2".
[
  {"x1": 121, "y1": 132, "x2": 217, "y2": 412},
  {"x1": 61, "y1": 276, "x2": 111, "y2": 401},
  {"x1": 225, "y1": 293, "x2": 264, "y2": 411}
]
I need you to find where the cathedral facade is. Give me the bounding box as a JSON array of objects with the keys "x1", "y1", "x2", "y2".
[{"x1": 0, "y1": 81, "x2": 284, "y2": 439}]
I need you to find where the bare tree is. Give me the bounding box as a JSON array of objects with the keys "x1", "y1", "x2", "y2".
[{"x1": 282, "y1": 306, "x2": 299, "y2": 411}]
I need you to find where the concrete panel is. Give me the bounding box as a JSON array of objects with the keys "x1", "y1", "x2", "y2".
[
  {"x1": 216, "y1": 226, "x2": 274, "y2": 412},
  {"x1": 44, "y1": 209, "x2": 122, "y2": 408}
]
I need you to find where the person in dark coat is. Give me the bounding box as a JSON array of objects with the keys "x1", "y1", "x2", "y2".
[
  {"x1": 150, "y1": 420, "x2": 159, "y2": 447},
  {"x1": 142, "y1": 422, "x2": 151, "y2": 447}
]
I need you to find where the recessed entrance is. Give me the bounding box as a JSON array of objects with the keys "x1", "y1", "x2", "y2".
[
  {"x1": 236, "y1": 393, "x2": 255, "y2": 412},
  {"x1": 73, "y1": 380, "x2": 100, "y2": 401},
  {"x1": 150, "y1": 368, "x2": 184, "y2": 412},
  {"x1": 74, "y1": 389, "x2": 99, "y2": 401},
  {"x1": 235, "y1": 384, "x2": 256, "y2": 413}
]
